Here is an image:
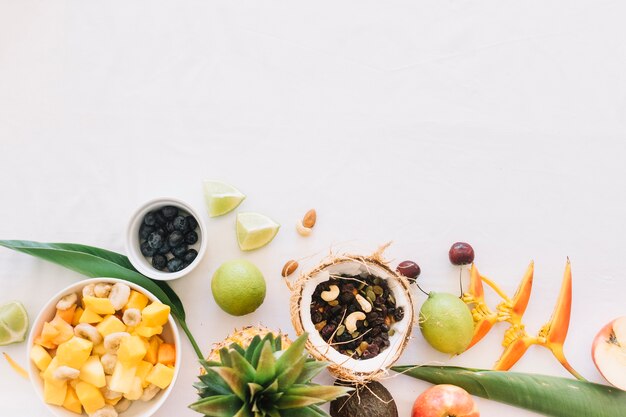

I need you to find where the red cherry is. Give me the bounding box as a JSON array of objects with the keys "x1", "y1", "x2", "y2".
[
  {"x1": 449, "y1": 242, "x2": 475, "y2": 265},
  {"x1": 397, "y1": 260, "x2": 421, "y2": 282}
]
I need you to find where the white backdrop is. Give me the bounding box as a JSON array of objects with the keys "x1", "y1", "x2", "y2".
[{"x1": 2, "y1": 1, "x2": 626, "y2": 416}]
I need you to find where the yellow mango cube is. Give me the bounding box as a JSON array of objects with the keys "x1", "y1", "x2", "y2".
[
  {"x1": 71, "y1": 306, "x2": 84, "y2": 326},
  {"x1": 57, "y1": 336, "x2": 93, "y2": 369},
  {"x1": 40, "y1": 321, "x2": 60, "y2": 342},
  {"x1": 109, "y1": 362, "x2": 137, "y2": 394},
  {"x1": 135, "y1": 360, "x2": 154, "y2": 387},
  {"x1": 124, "y1": 376, "x2": 143, "y2": 400},
  {"x1": 75, "y1": 381, "x2": 105, "y2": 414},
  {"x1": 96, "y1": 315, "x2": 126, "y2": 337},
  {"x1": 44, "y1": 379, "x2": 68, "y2": 406},
  {"x1": 63, "y1": 385, "x2": 82, "y2": 414},
  {"x1": 124, "y1": 290, "x2": 149, "y2": 311},
  {"x1": 83, "y1": 296, "x2": 116, "y2": 315},
  {"x1": 50, "y1": 316, "x2": 75, "y2": 345},
  {"x1": 93, "y1": 343, "x2": 106, "y2": 356},
  {"x1": 118, "y1": 335, "x2": 147, "y2": 366},
  {"x1": 104, "y1": 396, "x2": 122, "y2": 406},
  {"x1": 79, "y1": 356, "x2": 106, "y2": 388},
  {"x1": 30, "y1": 344, "x2": 53, "y2": 372},
  {"x1": 141, "y1": 302, "x2": 170, "y2": 327},
  {"x1": 146, "y1": 363, "x2": 174, "y2": 389},
  {"x1": 144, "y1": 335, "x2": 162, "y2": 364},
  {"x1": 133, "y1": 325, "x2": 163, "y2": 338},
  {"x1": 42, "y1": 357, "x2": 65, "y2": 387},
  {"x1": 78, "y1": 307, "x2": 103, "y2": 324}
]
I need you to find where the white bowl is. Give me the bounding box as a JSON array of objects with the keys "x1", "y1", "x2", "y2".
[
  {"x1": 27, "y1": 278, "x2": 182, "y2": 417},
  {"x1": 126, "y1": 197, "x2": 207, "y2": 281}
]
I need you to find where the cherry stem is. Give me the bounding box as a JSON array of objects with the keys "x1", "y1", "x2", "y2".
[
  {"x1": 459, "y1": 268, "x2": 464, "y2": 297},
  {"x1": 415, "y1": 281, "x2": 429, "y2": 296}
]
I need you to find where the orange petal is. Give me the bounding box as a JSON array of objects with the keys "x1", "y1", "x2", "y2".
[
  {"x1": 545, "y1": 260, "x2": 572, "y2": 346},
  {"x1": 466, "y1": 317, "x2": 497, "y2": 350},
  {"x1": 469, "y1": 263, "x2": 485, "y2": 299},
  {"x1": 493, "y1": 337, "x2": 532, "y2": 371},
  {"x1": 511, "y1": 261, "x2": 534, "y2": 319},
  {"x1": 3, "y1": 352, "x2": 28, "y2": 379}
]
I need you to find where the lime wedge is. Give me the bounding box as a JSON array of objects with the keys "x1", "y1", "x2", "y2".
[
  {"x1": 0, "y1": 301, "x2": 29, "y2": 346},
  {"x1": 236, "y1": 212, "x2": 280, "y2": 251},
  {"x1": 203, "y1": 180, "x2": 246, "y2": 217}
]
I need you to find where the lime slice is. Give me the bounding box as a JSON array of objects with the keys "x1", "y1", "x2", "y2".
[
  {"x1": 0, "y1": 301, "x2": 29, "y2": 346},
  {"x1": 203, "y1": 180, "x2": 246, "y2": 217},
  {"x1": 236, "y1": 212, "x2": 280, "y2": 251}
]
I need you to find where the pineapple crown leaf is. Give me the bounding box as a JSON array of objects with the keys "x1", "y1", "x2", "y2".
[
  {"x1": 295, "y1": 361, "x2": 328, "y2": 384},
  {"x1": 276, "y1": 355, "x2": 306, "y2": 390},
  {"x1": 255, "y1": 340, "x2": 277, "y2": 385},
  {"x1": 188, "y1": 393, "x2": 242, "y2": 416}
]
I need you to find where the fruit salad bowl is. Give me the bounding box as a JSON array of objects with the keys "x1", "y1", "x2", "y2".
[{"x1": 27, "y1": 278, "x2": 181, "y2": 417}]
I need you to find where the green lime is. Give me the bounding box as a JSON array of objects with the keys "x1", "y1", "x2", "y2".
[
  {"x1": 0, "y1": 301, "x2": 29, "y2": 346},
  {"x1": 236, "y1": 212, "x2": 280, "y2": 251},
  {"x1": 419, "y1": 292, "x2": 474, "y2": 354},
  {"x1": 211, "y1": 259, "x2": 266, "y2": 316},
  {"x1": 203, "y1": 180, "x2": 246, "y2": 217}
]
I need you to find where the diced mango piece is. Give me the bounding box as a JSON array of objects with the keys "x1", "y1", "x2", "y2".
[
  {"x1": 42, "y1": 357, "x2": 65, "y2": 387},
  {"x1": 62, "y1": 385, "x2": 82, "y2": 414},
  {"x1": 72, "y1": 306, "x2": 84, "y2": 326},
  {"x1": 133, "y1": 325, "x2": 163, "y2": 338},
  {"x1": 118, "y1": 335, "x2": 147, "y2": 367},
  {"x1": 55, "y1": 304, "x2": 77, "y2": 324},
  {"x1": 144, "y1": 335, "x2": 162, "y2": 365},
  {"x1": 146, "y1": 363, "x2": 174, "y2": 389},
  {"x1": 141, "y1": 302, "x2": 170, "y2": 327},
  {"x1": 79, "y1": 356, "x2": 106, "y2": 388},
  {"x1": 135, "y1": 361, "x2": 154, "y2": 387},
  {"x1": 41, "y1": 321, "x2": 60, "y2": 342},
  {"x1": 50, "y1": 316, "x2": 75, "y2": 345},
  {"x1": 124, "y1": 290, "x2": 149, "y2": 311},
  {"x1": 109, "y1": 362, "x2": 137, "y2": 394},
  {"x1": 75, "y1": 381, "x2": 105, "y2": 415},
  {"x1": 83, "y1": 296, "x2": 116, "y2": 315},
  {"x1": 30, "y1": 344, "x2": 53, "y2": 372},
  {"x1": 93, "y1": 343, "x2": 106, "y2": 356},
  {"x1": 44, "y1": 379, "x2": 68, "y2": 406},
  {"x1": 104, "y1": 396, "x2": 122, "y2": 406},
  {"x1": 34, "y1": 335, "x2": 57, "y2": 350},
  {"x1": 78, "y1": 307, "x2": 103, "y2": 324},
  {"x1": 57, "y1": 336, "x2": 93, "y2": 369},
  {"x1": 96, "y1": 315, "x2": 126, "y2": 337},
  {"x1": 158, "y1": 343, "x2": 176, "y2": 366},
  {"x1": 124, "y1": 376, "x2": 143, "y2": 400}
]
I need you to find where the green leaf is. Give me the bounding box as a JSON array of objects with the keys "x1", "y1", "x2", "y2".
[
  {"x1": 281, "y1": 405, "x2": 329, "y2": 417},
  {"x1": 276, "y1": 395, "x2": 326, "y2": 410},
  {"x1": 0, "y1": 240, "x2": 205, "y2": 359},
  {"x1": 245, "y1": 335, "x2": 263, "y2": 363},
  {"x1": 229, "y1": 349, "x2": 256, "y2": 385},
  {"x1": 295, "y1": 361, "x2": 328, "y2": 384},
  {"x1": 286, "y1": 384, "x2": 353, "y2": 401},
  {"x1": 275, "y1": 333, "x2": 307, "y2": 375},
  {"x1": 196, "y1": 369, "x2": 234, "y2": 396},
  {"x1": 209, "y1": 367, "x2": 248, "y2": 401},
  {"x1": 219, "y1": 348, "x2": 232, "y2": 367},
  {"x1": 189, "y1": 394, "x2": 243, "y2": 417},
  {"x1": 233, "y1": 403, "x2": 253, "y2": 417},
  {"x1": 391, "y1": 365, "x2": 626, "y2": 417},
  {"x1": 254, "y1": 341, "x2": 276, "y2": 385},
  {"x1": 277, "y1": 356, "x2": 305, "y2": 391}
]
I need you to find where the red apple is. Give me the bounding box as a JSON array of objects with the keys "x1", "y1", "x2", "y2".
[
  {"x1": 592, "y1": 316, "x2": 626, "y2": 391},
  {"x1": 412, "y1": 384, "x2": 479, "y2": 417}
]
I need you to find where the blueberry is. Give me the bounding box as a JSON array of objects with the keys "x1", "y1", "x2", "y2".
[
  {"x1": 165, "y1": 221, "x2": 175, "y2": 234},
  {"x1": 186, "y1": 215, "x2": 198, "y2": 230},
  {"x1": 171, "y1": 244, "x2": 188, "y2": 258},
  {"x1": 157, "y1": 241, "x2": 171, "y2": 255},
  {"x1": 139, "y1": 223, "x2": 155, "y2": 240},
  {"x1": 155, "y1": 211, "x2": 168, "y2": 225},
  {"x1": 183, "y1": 249, "x2": 198, "y2": 263},
  {"x1": 167, "y1": 257, "x2": 184, "y2": 272},
  {"x1": 140, "y1": 241, "x2": 156, "y2": 257},
  {"x1": 173, "y1": 216, "x2": 188, "y2": 232},
  {"x1": 154, "y1": 227, "x2": 166, "y2": 238},
  {"x1": 143, "y1": 211, "x2": 157, "y2": 226},
  {"x1": 168, "y1": 231, "x2": 184, "y2": 248},
  {"x1": 161, "y1": 206, "x2": 178, "y2": 219},
  {"x1": 185, "y1": 231, "x2": 198, "y2": 245},
  {"x1": 147, "y1": 232, "x2": 164, "y2": 249},
  {"x1": 152, "y1": 254, "x2": 167, "y2": 270}
]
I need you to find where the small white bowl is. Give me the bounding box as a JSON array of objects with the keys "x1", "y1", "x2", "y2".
[
  {"x1": 126, "y1": 197, "x2": 207, "y2": 281},
  {"x1": 27, "y1": 278, "x2": 182, "y2": 417}
]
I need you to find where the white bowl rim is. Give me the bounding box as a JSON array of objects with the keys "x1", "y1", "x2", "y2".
[
  {"x1": 27, "y1": 277, "x2": 182, "y2": 417},
  {"x1": 126, "y1": 197, "x2": 207, "y2": 281}
]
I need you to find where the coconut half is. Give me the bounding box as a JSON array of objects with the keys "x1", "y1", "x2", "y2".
[{"x1": 289, "y1": 249, "x2": 415, "y2": 382}]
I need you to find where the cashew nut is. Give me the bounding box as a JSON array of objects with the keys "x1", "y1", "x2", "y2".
[
  {"x1": 90, "y1": 405, "x2": 118, "y2": 417},
  {"x1": 321, "y1": 285, "x2": 340, "y2": 302},
  {"x1": 345, "y1": 312, "x2": 366, "y2": 333},
  {"x1": 94, "y1": 283, "x2": 112, "y2": 298},
  {"x1": 108, "y1": 283, "x2": 131, "y2": 310},
  {"x1": 122, "y1": 308, "x2": 141, "y2": 327},
  {"x1": 56, "y1": 293, "x2": 78, "y2": 310},
  {"x1": 82, "y1": 283, "x2": 96, "y2": 298},
  {"x1": 53, "y1": 366, "x2": 80, "y2": 381},
  {"x1": 114, "y1": 398, "x2": 131, "y2": 414},
  {"x1": 101, "y1": 376, "x2": 123, "y2": 400},
  {"x1": 140, "y1": 384, "x2": 161, "y2": 402},
  {"x1": 104, "y1": 332, "x2": 130, "y2": 354},
  {"x1": 296, "y1": 219, "x2": 312, "y2": 236},
  {"x1": 74, "y1": 323, "x2": 103, "y2": 345},
  {"x1": 101, "y1": 353, "x2": 118, "y2": 375},
  {"x1": 355, "y1": 294, "x2": 372, "y2": 313}
]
